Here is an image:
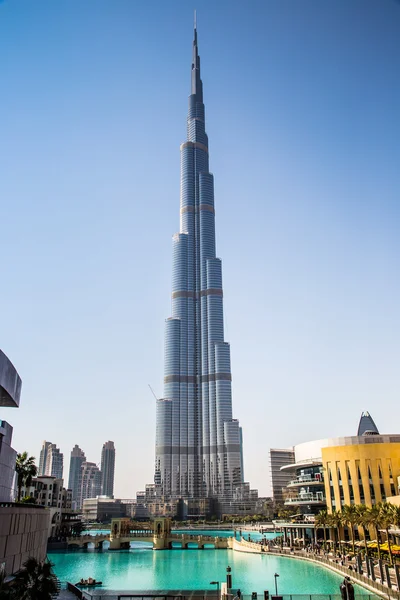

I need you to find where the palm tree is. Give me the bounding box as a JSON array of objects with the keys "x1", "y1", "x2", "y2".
[
  {"x1": 12, "y1": 557, "x2": 59, "y2": 600},
  {"x1": 356, "y1": 504, "x2": 371, "y2": 559},
  {"x1": 342, "y1": 504, "x2": 359, "y2": 556},
  {"x1": 379, "y1": 502, "x2": 395, "y2": 566},
  {"x1": 15, "y1": 452, "x2": 37, "y2": 501},
  {"x1": 389, "y1": 504, "x2": 400, "y2": 530},
  {"x1": 368, "y1": 504, "x2": 383, "y2": 561},
  {"x1": 315, "y1": 509, "x2": 329, "y2": 547},
  {"x1": 328, "y1": 510, "x2": 343, "y2": 555}
]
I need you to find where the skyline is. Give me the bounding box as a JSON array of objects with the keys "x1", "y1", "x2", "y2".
[{"x1": 1, "y1": 0, "x2": 399, "y2": 499}]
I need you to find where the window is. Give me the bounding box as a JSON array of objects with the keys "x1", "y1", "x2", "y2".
[
  {"x1": 380, "y1": 483, "x2": 386, "y2": 500},
  {"x1": 370, "y1": 483, "x2": 376, "y2": 503},
  {"x1": 359, "y1": 482, "x2": 365, "y2": 503},
  {"x1": 378, "y1": 465, "x2": 383, "y2": 479}
]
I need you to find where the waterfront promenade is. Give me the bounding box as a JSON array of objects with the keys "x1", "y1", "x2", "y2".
[{"x1": 233, "y1": 537, "x2": 399, "y2": 600}]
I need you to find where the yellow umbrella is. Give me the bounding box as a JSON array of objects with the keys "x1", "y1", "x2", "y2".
[
  {"x1": 379, "y1": 542, "x2": 389, "y2": 551},
  {"x1": 367, "y1": 541, "x2": 378, "y2": 548}
]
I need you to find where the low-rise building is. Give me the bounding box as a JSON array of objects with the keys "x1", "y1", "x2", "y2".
[
  {"x1": 22, "y1": 476, "x2": 76, "y2": 538},
  {"x1": 82, "y1": 497, "x2": 128, "y2": 522}
]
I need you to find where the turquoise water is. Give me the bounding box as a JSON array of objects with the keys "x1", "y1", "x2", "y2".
[
  {"x1": 49, "y1": 543, "x2": 369, "y2": 594},
  {"x1": 82, "y1": 528, "x2": 277, "y2": 542}
]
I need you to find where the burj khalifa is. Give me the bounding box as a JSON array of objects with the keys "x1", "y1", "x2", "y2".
[{"x1": 154, "y1": 22, "x2": 246, "y2": 510}]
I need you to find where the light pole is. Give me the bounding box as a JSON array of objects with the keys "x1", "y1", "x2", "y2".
[
  {"x1": 274, "y1": 573, "x2": 279, "y2": 596},
  {"x1": 210, "y1": 581, "x2": 220, "y2": 600}
]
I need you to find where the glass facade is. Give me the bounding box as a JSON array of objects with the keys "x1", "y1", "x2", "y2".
[{"x1": 155, "y1": 26, "x2": 244, "y2": 506}]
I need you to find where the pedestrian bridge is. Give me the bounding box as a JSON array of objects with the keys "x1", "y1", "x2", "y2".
[{"x1": 66, "y1": 518, "x2": 230, "y2": 551}]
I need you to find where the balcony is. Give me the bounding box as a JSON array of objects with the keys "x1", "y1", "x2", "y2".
[
  {"x1": 287, "y1": 475, "x2": 324, "y2": 487},
  {"x1": 284, "y1": 492, "x2": 325, "y2": 506}
]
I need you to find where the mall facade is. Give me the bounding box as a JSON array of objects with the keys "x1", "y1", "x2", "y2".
[{"x1": 273, "y1": 412, "x2": 400, "y2": 545}]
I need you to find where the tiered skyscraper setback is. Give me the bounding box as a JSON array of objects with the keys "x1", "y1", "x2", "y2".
[{"x1": 154, "y1": 23, "x2": 255, "y2": 514}]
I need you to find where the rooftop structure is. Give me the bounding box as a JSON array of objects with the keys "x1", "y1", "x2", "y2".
[{"x1": 357, "y1": 410, "x2": 380, "y2": 436}]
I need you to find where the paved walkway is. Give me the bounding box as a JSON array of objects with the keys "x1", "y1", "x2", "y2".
[{"x1": 58, "y1": 590, "x2": 77, "y2": 599}]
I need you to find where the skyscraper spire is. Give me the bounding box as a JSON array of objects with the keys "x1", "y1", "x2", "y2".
[{"x1": 191, "y1": 12, "x2": 202, "y2": 101}]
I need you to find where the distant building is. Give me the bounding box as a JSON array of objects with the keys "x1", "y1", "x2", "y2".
[
  {"x1": 39, "y1": 441, "x2": 63, "y2": 479},
  {"x1": 46, "y1": 443, "x2": 63, "y2": 479},
  {"x1": 80, "y1": 461, "x2": 102, "y2": 507},
  {"x1": 357, "y1": 410, "x2": 380, "y2": 436},
  {"x1": 101, "y1": 440, "x2": 115, "y2": 498},
  {"x1": 68, "y1": 444, "x2": 86, "y2": 509},
  {"x1": 38, "y1": 441, "x2": 52, "y2": 476},
  {"x1": 82, "y1": 497, "x2": 127, "y2": 522},
  {"x1": 270, "y1": 448, "x2": 295, "y2": 505}
]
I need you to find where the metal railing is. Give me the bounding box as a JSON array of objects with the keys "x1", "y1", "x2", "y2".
[
  {"x1": 285, "y1": 493, "x2": 325, "y2": 504},
  {"x1": 76, "y1": 593, "x2": 381, "y2": 600},
  {"x1": 287, "y1": 476, "x2": 324, "y2": 486}
]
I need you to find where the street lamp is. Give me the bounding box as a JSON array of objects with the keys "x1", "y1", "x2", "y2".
[
  {"x1": 274, "y1": 573, "x2": 279, "y2": 596},
  {"x1": 210, "y1": 581, "x2": 220, "y2": 600}
]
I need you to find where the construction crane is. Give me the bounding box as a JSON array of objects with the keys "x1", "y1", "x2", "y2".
[{"x1": 148, "y1": 384, "x2": 159, "y2": 401}]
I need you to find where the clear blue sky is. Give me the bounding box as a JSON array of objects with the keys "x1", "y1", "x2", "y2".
[{"x1": 1, "y1": 0, "x2": 399, "y2": 498}]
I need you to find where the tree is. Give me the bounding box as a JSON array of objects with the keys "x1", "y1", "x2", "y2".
[
  {"x1": 328, "y1": 510, "x2": 343, "y2": 555},
  {"x1": 342, "y1": 504, "x2": 359, "y2": 556},
  {"x1": 315, "y1": 509, "x2": 329, "y2": 546},
  {"x1": 20, "y1": 496, "x2": 36, "y2": 504},
  {"x1": 368, "y1": 504, "x2": 383, "y2": 561},
  {"x1": 356, "y1": 504, "x2": 371, "y2": 558},
  {"x1": 11, "y1": 557, "x2": 59, "y2": 600},
  {"x1": 379, "y1": 502, "x2": 395, "y2": 566},
  {"x1": 15, "y1": 452, "x2": 37, "y2": 502}
]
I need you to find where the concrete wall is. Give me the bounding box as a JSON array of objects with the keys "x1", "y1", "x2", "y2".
[{"x1": 0, "y1": 504, "x2": 49, "y2": 575}]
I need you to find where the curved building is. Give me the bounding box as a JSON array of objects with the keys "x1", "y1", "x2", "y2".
[
  {"x1": 0, "y1": 350, "x2": 22, "y2": 501},
  {"x1": 154, "y1": 24, "x2": 247, "y2": 511},
  {"x1": 0, "y1": 349, "x2": 21, "y2": 409}
]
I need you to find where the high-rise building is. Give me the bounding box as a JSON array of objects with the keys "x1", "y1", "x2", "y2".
[
  {"x1": 270, "y1": 448, "x2": 295, "y2": 506},
  {"x1": 68, "y1": 445, "x2": 86, "y2": 508},
  {"x1": 101, "y1": 440, "x2": 115, "y2": 498},
  {"x1": 38, "y1": 441, "x2": 52, "y2": 476},
  {"x1": 45, "y1": 443, "x2": 63, "y2": 479},
  {"x1": 154, "y1": 23, "x2": 252, "y2": 512},
  {"x1": 39, "y1": 441, "x2": 63, "y2": 479},
  {"x1": 80, "y1": 462, "x2": 102, "y2": 507}
]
